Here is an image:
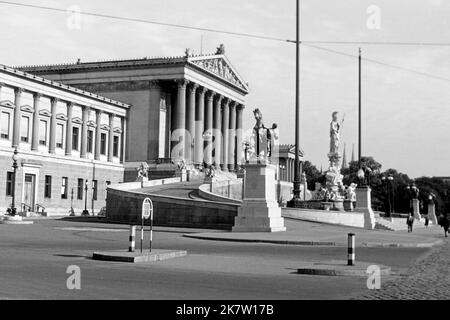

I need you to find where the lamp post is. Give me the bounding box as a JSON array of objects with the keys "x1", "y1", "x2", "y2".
[
  {"x1": 381, "y1": 175, "x2": 394, "y2": 217},
  {"x1": 10, "y1": 147, "x2": 19, "y2": 216},
  {"x1": 287, "y1": 0, "x2": 302, "y2": 208},
  {"x1": 82, "y1": 179, "x2": 89, "y2": 216}
]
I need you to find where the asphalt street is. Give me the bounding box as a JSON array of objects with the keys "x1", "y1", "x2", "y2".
[{"x1": 0, "y1": 218, "x2": 435, "y2": 299}]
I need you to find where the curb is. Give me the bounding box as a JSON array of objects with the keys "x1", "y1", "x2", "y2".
[
  {"x1": 297, "y1": 260, "x2": 391, "y2": 277},
  {"x1": 183, "y1": 234, "x2": 443, "y2": 248},
  {"x1": 92, "y1": 249, "x2": 187, "y2": 263},
  {"x1": 361, "y1": 239, "x2": 444, "y2": 248},
  {"x1": 183, "y1": 234, "x2": 336, "y2": 246}
]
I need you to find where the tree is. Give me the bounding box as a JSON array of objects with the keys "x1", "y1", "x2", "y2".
[{"x1": 302, "y1": 161, "x2": 325, "y2": 190}]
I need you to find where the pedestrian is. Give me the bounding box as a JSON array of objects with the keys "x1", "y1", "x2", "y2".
[
  {"x1": 407, "y1": 214, "x2": 414, "y2": 233},
  {"x1": 439, "y1": 213, "x2": 449, "y2": 238},
  {"x1": 424, "y1": 214, "x2": 429, "y2": 228}
]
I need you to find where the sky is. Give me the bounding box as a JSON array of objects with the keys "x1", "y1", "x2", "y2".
[{"x1": 1, "y1": 0, "x2": 449, "y2": 178}]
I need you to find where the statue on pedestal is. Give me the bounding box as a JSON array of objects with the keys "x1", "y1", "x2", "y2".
[
  {"x1": 249, "y1": 108, "x2": 273, "y2": 163},
  {"x1": 137, "y1": 162, "x2": 149, "y2": 179},
  {"x1": 325, "y1": 111, "x2": 345, "y2": 201}
]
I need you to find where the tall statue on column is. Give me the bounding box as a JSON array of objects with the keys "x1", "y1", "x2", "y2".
[{"x1": 325, "y1": 111, "x2": 345, "y2": 201}]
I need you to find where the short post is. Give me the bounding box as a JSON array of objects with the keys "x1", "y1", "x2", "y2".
[
  {"x1": 348, "y1": 233, "x2": 355, "y2": 266},
  {"x1": 140, "y1": 216, "x2": 144, "y2": 253},
  {"x1": 149, "y1": 208, "x2": 154, "y2": 253},
  {"x1": 128, "y1": 225, "x2": 136, "y2": 252}
]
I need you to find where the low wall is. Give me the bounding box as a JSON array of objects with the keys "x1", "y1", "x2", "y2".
[
  {"x1": 282, "y1": 207, "x2": 366, "y2": 229},
  {"x1": 106, "y1": 179, "x2": 239, "y2": 230}
]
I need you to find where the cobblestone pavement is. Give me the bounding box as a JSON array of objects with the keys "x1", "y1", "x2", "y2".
[{"x1": 355, "y1": 237, "x2": 450, "y2": 299}]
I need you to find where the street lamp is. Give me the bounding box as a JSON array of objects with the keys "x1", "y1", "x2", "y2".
[
  {"x1": 9, "y1": 147, "x2": 19, "y2": 216},
  {"x1": 82, "y1": 179, "x2": 89, "y2": 216},
  {"x1": 381, "y1": 175, "x2": 394, "y2": 217}
]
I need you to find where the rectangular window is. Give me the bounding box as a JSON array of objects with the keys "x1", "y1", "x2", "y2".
[
  {"x1": 56, "y1": 124, "x2": 64, "y2": 149},
  {"x1": 72, "y1": 127, "x2": 79, "y2": 151},
  {"x1": 44, "y1": 175, "x2": 52, "y2": 198},
  {"x1": 100, "y1": 133, "x2": 107, "y2": 155},
  {"x1": 87, "y1": 130, "x2": 94, "y2": 153},
  {"x1": 113, "y1": 136, "x2": 119, "y2": 157},
  {"x1": 77, "y1": 178, "x2": 83, "y2": 200},
  {"x1": 61, "y1": 177, "x2": 68, "y2": 199},
  {"x1": 20, "y1": 116, "x2": 29, "y2": 143},
  {"x1": 39, "y1": 120, "x2": 47, "y2": 145},
  {"x1": 1, "y1": 112, "x2": 10, "y2": 139},
  {"x1": 92, "y1": 180, "x2": 98, "y2": 201},
  {"x1": 6, "y1": 171, "x2": 13, "y2": 196}
]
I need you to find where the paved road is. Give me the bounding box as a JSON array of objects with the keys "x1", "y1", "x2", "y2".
[
  {"x1": 0, "y1": 218, "x2": 436, "y2": 299},
  {"x1": 355, "y1": 237, "x2": 450, "y2": 300}
]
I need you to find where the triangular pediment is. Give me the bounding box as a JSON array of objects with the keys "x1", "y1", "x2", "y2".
[
  {"x1": 188, "y1": 55, "x2": 249, "y2": 93},
  {"x1": 0, "y1": 100, "x2": 15, "y2": 109}
]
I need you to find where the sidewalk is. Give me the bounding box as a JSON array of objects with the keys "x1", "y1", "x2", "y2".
[{"x1": 183, "y1": 218, "x2": 444, "y2": 248}]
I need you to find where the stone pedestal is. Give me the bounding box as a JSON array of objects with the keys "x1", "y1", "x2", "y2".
[
  {"x1": 343, "y1": 200, "x2": 354, "y2": 211},
  {"x1": 233, "y1": 163, "x2": 286, "y2": 232},
  {"x1": 332, "y1": 200, "x2": 345, "y2": 211},
  {"x1": 412, "y1": 199, "x2": 421, "y2": 220},
  {"x1": 428, "y1": 203, "x2": 437, "y2": 224},
  {"x1": 355, "y1": 187, "x2": 375, "y2": 230}
]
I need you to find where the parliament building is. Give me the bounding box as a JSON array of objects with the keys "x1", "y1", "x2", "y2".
[{"x1": 1, "y1": 47, "x2": 249, "y2": 215}]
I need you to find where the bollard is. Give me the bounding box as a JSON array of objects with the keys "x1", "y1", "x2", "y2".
[
  {"x1": 128, "y1": 225, "x2": 136, "y2": 252},
  {"x1": 348, "y1": 233, "x2": 355, "y2": 266}
]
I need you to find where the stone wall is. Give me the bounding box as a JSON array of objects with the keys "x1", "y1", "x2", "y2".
[
  {"x1": 282, "y1": 207, "x2": 366, "y2": 229},
  {"x1": 107, "y1": 180, "x2": 239, "y2": 230}
]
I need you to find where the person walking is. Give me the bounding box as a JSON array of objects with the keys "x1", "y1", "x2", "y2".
[
  {"x1": 407, "y1": 213, "x2": 414, "y2": 233},
  {"x1": 424, "y1": 214, "x2": 429, "y2": 228},
  {"x1": 439, "y1": 213, "x2": 449, "y2": 237}
]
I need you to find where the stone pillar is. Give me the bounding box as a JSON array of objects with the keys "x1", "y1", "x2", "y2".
[
  {"x1": 204, "y1": 91, "x2": 215, "y2": 166},
  {"x1": 412, "y1": 199, "x2": 421, "y2": 220},
  {"x1": 94, "y1": 109, "x2": 102, "y2": 160},
  {"x1": 186, "y1": 83, "x2": 198, "y2": 165},
  {"x1": 428, "y1": 201, "x2": 438, "y2": 224},
  {"x1": 148, "y1": 80, "x2": 162, "y2": 161},
  {"x1": 228, "y1": 102, "x2": 236, "y2": 172},
  {"x1": 12, "y1": 88, "x2": 23, "y2": 148},
  {"x1": 355, "y1": 187, "x2": 376, "y2": 230},
  {"x1": 213, "y1": 95, "x2": 223, "y2": 169},
  {"x1": 49, "y1": 97, "x2": 58, "y2": 154},
  {"x1": 174, "y1": 79, "x2": 187, "y2": 161},
  {"x1": 31, "y1": 93, "x2": 41, "y2": 151},
  {"x1": 194, "y1": 87, "x2": 206, "y2": 166},
  {"x1": 80, "y1": 106, "x2": 89, "y2": 158},
  {"x1": 235, "y1": 104, "x2": 244, "y2": 170},
  {"x1": 108, "y1": 113, "x2": 114, "y2": 162},
  {"x1": 65, "y1": 102, "x2": 73, "y2": 156},
  {"x1": 221, "y1": 98, "x2": 230, "y2": 171}
]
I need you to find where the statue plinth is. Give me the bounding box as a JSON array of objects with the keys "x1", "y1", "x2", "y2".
[
  {"x1": 233, "y1": 163, "x2": 286, "y2": 232},
  {"x1": 427, "y1": 202, "x2": 438, "y2": 224},
  {"x1": 355, "y1": 187, "x2": 375, "y2": 230},
  {"x1": 412, "y1": 199, "x2": 422, "y2": 221}
]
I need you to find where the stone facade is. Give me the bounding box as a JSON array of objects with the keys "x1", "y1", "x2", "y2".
[
  {"x1": 18, "y1": 52, "x2": 249, "y2": 181},
  {"x1": 0, "y1": 65, "x2": 128, "y2": 215}
]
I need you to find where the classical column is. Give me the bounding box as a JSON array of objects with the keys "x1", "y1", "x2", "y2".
[
  {"x1": 186, "y1": 83, "x2": 198, "y2": 165},
  {"x1": 12, "y1": 88, "x2": 23, "y2": 148},
  {"x1": 120, "y1": 116, "x2": 126, "y2": 163},
  {"x1": 65, "y1": 102, "x2": 73, "y2": 156},
  {"x1": 94, "y1": 109, "x2": 102, "y2": 160},
  {"x1": 31, "y1": 93, "x2": 41, "y2": 151},
  {"x1": 204, "y1": 91, "x2": 215, "y2": 166},
  {"x1": 80, "y1": 106, "x2": 89, "y2": 158},
  {"x1": 228, "y1": 102, "x2": 237, "y2": 171},
  {"x1": 108, "y1": 113, "x2": 114, "y2": 162},
  {"x1": 221, "y1": 98, "x2": 230, "y2": 171},
  {"x1": 213, "y1": 95, "x2": 223, "y2": 169},
  {"x1": 174, "y1": 79, "x2": 187, "y2": 161},
  {"x1": 235, "y1": 104, "x2": 244, "y2": 170},
  {"x1": 49, "y1": 97, "x2": 58, "y2": 154},
  {"x1": 194, "y1": 86, "x2": 206, "y2": 166}
]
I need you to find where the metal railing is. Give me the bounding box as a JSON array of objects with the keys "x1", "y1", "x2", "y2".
[
  {"x1": 21, "y1": 203, "x2": 32, "y2": 213},
  {"x1": 35, "y1": 204, "x2": 46, "y2": 214}
]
